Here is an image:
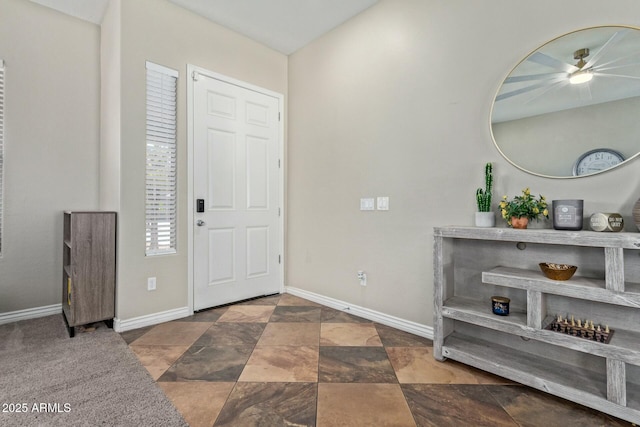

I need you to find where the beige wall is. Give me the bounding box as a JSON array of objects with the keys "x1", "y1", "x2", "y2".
[
  {"x1": 100, "y1": 0, "x2": 121, "y2": 211},
  {"x1": 287, "y1": 0, "x2": 640, "y2": 326},
  {"x1": 5, "y1": 0, "x2": 640, "y2": 332},
  {"x1": 0, "y1": 0, "x2": 100, "y2": 313},
  {"x1": 114, "y1": 0, "x2": 288, "y2": 320},
  {"x1": 493, "y1": 97, "x2": 640, "y2": 177}
]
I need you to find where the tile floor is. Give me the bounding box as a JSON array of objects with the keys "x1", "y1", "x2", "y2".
[{"x1": 120, "y1": 294, "x2": 631, "y2": 427}]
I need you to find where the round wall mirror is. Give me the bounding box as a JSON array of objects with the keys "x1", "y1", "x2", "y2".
[{"x1": 490, "y1": 26, "x2": 640, "y2": 178}]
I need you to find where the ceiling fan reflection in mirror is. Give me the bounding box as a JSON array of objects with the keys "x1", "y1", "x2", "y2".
[
  {"x1": 491, "y1": 26, "x2": 640, "y2": 179},
  {"x1": 569, "y1": 48, "x2": 593, "y2": 84},
  {"x1": 495, "y1": 27, "x2": 640, "y2": 114}
]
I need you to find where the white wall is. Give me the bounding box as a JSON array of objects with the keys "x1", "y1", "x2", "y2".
[
  {"x1": 113, "y1": 0, "x2": 288, "y2": 321},
  {"x1": 287, "y1": 0, "x2": 640, "y2": 326},
  {"x1": 0, "y1": 0, "x2": 100, "y2": 313}
]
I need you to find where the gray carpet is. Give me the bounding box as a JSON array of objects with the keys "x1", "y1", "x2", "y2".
[{"x1": 0, "y1": 314, "x2": 187, "y2": 426}]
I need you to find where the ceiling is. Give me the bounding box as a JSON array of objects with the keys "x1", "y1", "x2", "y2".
[
  {"x1": 31, "y1": 0, "x2": 109, "y2": 24},
  {"x1": 29, "y1": 0, "x2": 379, "y2": 54}
]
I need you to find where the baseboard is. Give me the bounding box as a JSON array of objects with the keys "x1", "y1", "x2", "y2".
[
  {"x1": 0, "y1": 303, "x2": 63, "y2": 325},
  {"x1": 114, "y1": 306, "x2": 191, "y2": 332},
  {"x1": 285, "y1": 287, "x2": 433, "y2": 340},
  {"x1": 1, "y1": 293, "x2": 432, "y2": 340}
]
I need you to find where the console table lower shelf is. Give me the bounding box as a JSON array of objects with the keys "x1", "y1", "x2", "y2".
[{"x1": 442, "y1": 333, "x2": 640, "y2": 422}]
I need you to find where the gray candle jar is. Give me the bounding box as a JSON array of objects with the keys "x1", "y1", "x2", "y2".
[{"x1": 552, "y1": 200, "x2": 584, "y2": 230}]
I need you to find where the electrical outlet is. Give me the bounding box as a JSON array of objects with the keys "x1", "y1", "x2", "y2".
[
  {"x1": 147, "y1": 277, "x2": 156, "y2": 291},
  {"x1": 357, "y1": 270, "x2": 367, "y2": 286}
]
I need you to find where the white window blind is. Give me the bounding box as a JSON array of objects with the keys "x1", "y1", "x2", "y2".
[
  {"x1": 145, "y1": 61, "x2": 178, "y2": 256},
  {"x1": 0, "y1": 59, "x2": 4, "y2": 255}
]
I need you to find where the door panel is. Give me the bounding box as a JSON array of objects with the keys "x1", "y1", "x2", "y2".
[
  {"x1": 208, "y1": 129, "x2": 236, "y2": 210},
  {"x1": 193, "y1": 73, "x2": 281, "y2": 310},
  {"x1": 208, "y1": 228, "x2": 235, "y2": 285},
  {"x1": 246, "y1": 101, "x2": 270, "y2": 126},
  {"x1": 247, "y1": 136, "x2": 269, "y2": 210},
  {"x1": 247, "y1": 226, "x2": 269, "y2": 278},
  {"x1": 208, "y1": 91, "x2": 236, "y2": 119}
]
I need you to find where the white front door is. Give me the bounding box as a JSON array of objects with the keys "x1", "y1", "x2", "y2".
[{"x1": 192, "y1": 71, "x2": 282, "y2": 310}]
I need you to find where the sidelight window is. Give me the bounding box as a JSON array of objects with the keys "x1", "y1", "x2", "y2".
[{"x1": 145, "y1": 61, "x2": 178, "y2": 255}]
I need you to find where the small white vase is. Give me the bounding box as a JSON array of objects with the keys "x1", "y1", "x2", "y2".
[{"x1": 475, "y1": 212, "x2": 495, "y2": 228}]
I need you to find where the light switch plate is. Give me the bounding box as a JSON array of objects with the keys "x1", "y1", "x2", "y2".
[
  {"x1": 360, "y1": 198, "x2": 375, "y2": 211},
  {"x1": 377, "y1": 197, "x2": 389, "y2": 210}
]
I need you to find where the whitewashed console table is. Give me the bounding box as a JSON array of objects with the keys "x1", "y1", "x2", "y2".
[{"x1": 433, "y1": 226, "x2": 640, "y2": 424}]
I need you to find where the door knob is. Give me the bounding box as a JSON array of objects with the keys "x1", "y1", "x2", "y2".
[{"x1": 197, "y1": 220, "x2": 206, "y2": 226}]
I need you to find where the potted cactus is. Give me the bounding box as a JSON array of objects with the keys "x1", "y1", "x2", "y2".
[{"x1": 475, "y1": 163, "x2": 495, "y2": 227}]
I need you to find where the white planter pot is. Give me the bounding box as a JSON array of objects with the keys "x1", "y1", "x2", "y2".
[{"x1": 475, "y1": 212, "x2": 495, "y2": 228}]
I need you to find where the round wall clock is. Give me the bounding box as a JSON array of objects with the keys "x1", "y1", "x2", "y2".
[{"x1": 572, "y1": 148, "x2": 625, "y2": 176}]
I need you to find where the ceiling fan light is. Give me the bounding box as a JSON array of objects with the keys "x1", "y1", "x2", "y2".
[{"x1": 569, "y1": 69, "x2": 593, "y2": 85}]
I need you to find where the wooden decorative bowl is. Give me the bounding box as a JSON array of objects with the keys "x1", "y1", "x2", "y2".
[{"x1": 539, "y1": 262, "x2": 577, "y2": 281}]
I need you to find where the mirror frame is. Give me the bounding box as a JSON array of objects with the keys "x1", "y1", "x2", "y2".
[{"x1": 489, "y1": 25, "x2": 640, "y2": 179}]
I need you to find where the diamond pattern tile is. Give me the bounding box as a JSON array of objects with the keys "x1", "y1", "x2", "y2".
[{"x1": 124, "y1": 294, "x2": 632, "y2": 426}]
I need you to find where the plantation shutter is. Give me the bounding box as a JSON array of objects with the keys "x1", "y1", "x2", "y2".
[
  {"x1": 0, "y1": 60, "x2": 4, "y2": 255},
  {"x1": 145, "y1": 61, "x2": 178, "y2": 255}
]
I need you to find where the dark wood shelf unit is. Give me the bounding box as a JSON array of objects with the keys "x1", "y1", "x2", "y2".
[{"x1": 62, "y1": 211, "x2": 116, "y2": 337}]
